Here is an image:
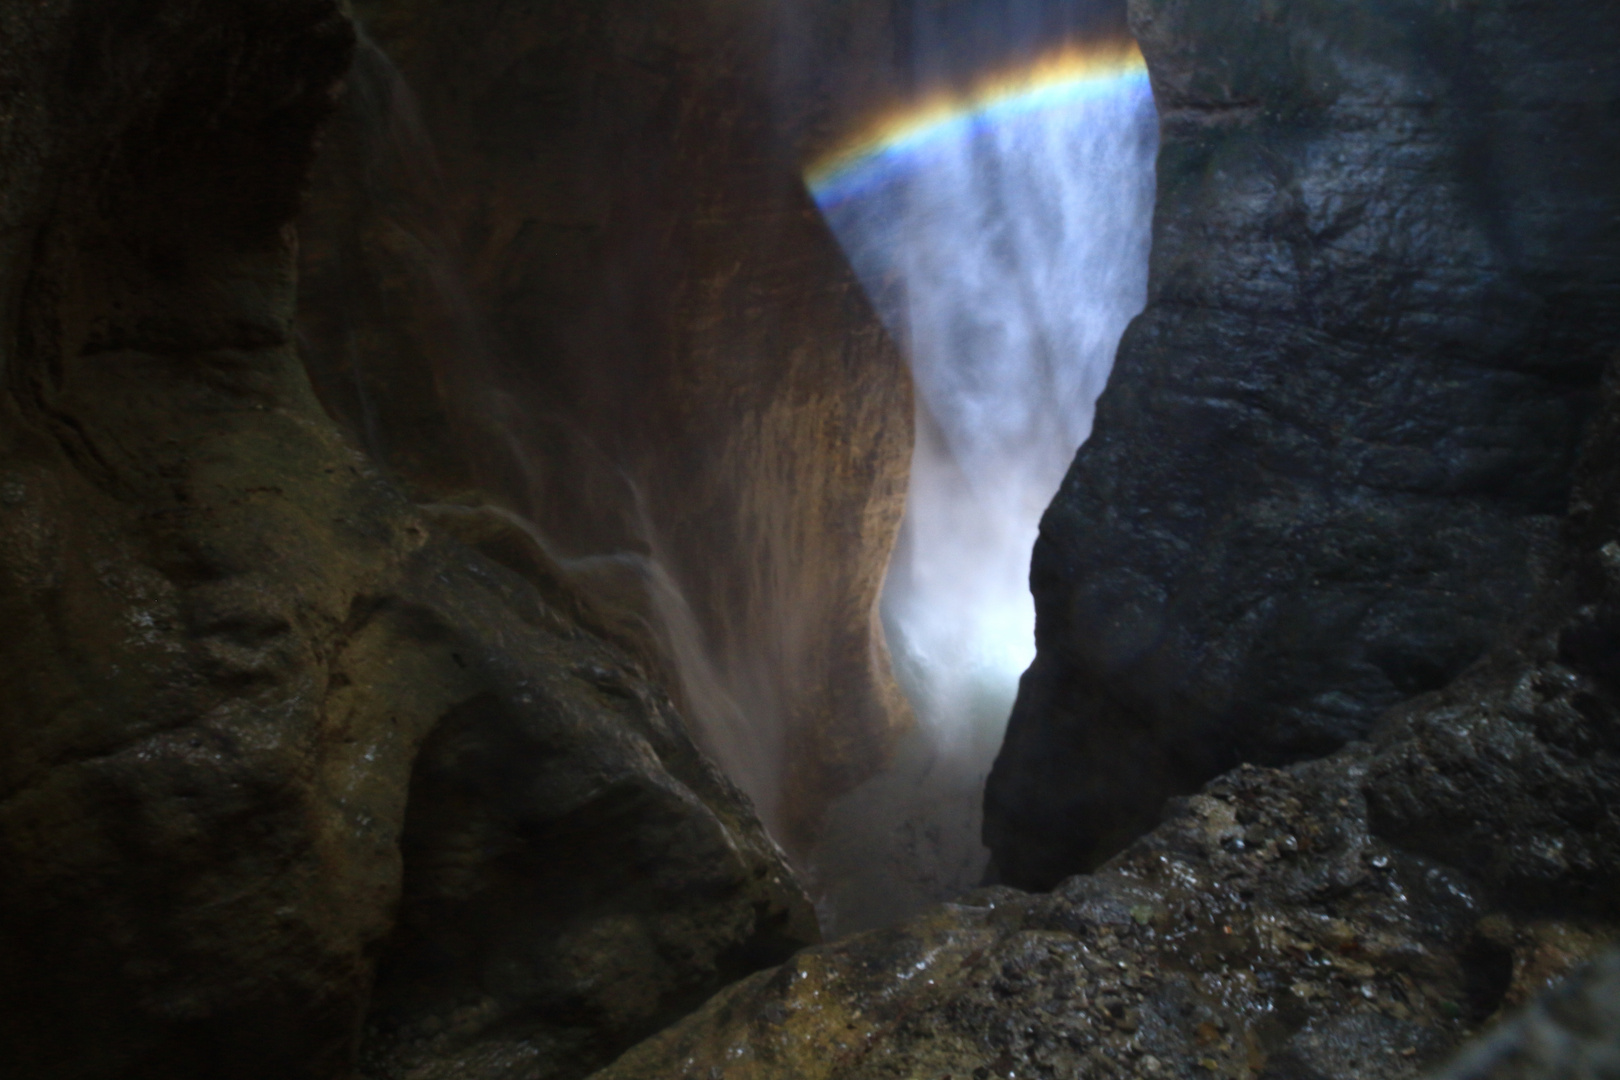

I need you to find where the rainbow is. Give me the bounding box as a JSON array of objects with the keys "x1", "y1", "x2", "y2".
[{"x1": 806, "y1": 39, "x2": 1151, "y2": 205}]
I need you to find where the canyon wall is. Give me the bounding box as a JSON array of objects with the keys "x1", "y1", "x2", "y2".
[
  {"x1": 588, "y1": 185, "x2": 1620, "y2": 1080},
  {"x1": 583, "y1": 1, "x2": 1620, "y2": 1077},
  {"x1": 296, "y1": 0, "x2": 915, "y2": 853},
  {"x1": 5, "y1": 0, "x2": 1620, "y2": 1077},
  {"x1": 987, "y1": 0, "x2": 1620, "y2": 888},
  {"x1": 0, "y1": 4, "x2": 815, "y2": 1079}
]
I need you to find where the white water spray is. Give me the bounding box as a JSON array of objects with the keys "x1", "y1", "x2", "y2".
[{"x1": 809, "y1": 55, "x2": 1157, "y2": 931}]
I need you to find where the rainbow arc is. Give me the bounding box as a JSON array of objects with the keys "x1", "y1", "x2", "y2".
[{"x1": 807, "y1": 39, "x2": 1151, "y2": 203}]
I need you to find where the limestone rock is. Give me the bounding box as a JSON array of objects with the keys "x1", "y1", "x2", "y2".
[
  {"x1": 295, "y1": 0, "x2": 915, "y2": 851},
  {"x1": 0, "y1": 3, "x2": 814, "y2": 1078},
  {"x1": 986, "y1": 0, "x2": 1620, "y2": 889},
  {"x1": 592, "y1": 753, "x2": 1590, "y2": 1080}
]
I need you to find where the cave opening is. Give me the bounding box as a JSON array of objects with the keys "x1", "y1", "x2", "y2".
[{"x1": 801, "y1": 13, "x2": 1159, "y2": 934}]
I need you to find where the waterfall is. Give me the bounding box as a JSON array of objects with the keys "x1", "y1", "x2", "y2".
[{"x1": 807, "y1": 42, "x2": 1158, "y2": 932}]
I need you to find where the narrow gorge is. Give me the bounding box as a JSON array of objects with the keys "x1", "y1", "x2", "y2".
[{"x1": 0, "y1": 1, "x2": 1617, "y2": 1079}]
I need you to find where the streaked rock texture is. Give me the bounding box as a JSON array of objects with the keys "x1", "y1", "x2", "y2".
[
  {"x1": 296, "y1": 0, "x2": 915, "y2": 851},
  {"x1": 0, "y1": 3, "x2": 813, "y2": 1078},
  {"x1": 985, "y1": 0, "x2": 1620, "y2": 888}
]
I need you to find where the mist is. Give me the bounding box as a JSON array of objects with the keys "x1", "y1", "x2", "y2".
[
  {"x1": 807, "y1": 36, "x2": 1158, "y2": 932},
  {"x1": 307, "y1": 3, "x2": 1157, "y2": 937}
]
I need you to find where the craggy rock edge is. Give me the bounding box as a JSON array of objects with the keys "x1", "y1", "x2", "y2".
[{"x1": 986, "y1": 0, "x2": 1620, "y2": 888}]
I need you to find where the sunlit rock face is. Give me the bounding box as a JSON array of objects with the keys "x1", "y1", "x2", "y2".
[
  {"x1": 797, "y1": 2, "x2": 1156, "y2": 933},
  {"x1": 0, "y1": 3, "x2": 814, "y2": 1078},
  {"x1": 986, "y1": 0, "x2": 1620, "y2": 889},
  {"x1": 296, "y1": 0, "x2": 915, "y2": 855}
]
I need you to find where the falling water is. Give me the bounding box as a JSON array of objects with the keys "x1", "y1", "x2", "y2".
[
  {"x1": 318, "y1": 12, "x2": 1158, "y2": 934},
  {"x1": 304, "y1": 30, "x2": 781, "y2": 829},
  {"x1": 807, "y1": 42, "x2": 1158, "y2": 931}
]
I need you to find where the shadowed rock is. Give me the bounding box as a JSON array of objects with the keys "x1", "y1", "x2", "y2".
[
  {"x1": 295, "y1": 0, "x2": 916, "y2": 853},
  {"x1": 986, "y1": 0, "x2": 1620, "y2": 888},
  {"x1": 1427, "y1": 948, "x2": 1620, "y2": 1080},
  {"x1": 0, "y1": 3, "x2": 814, "y2": 1078}
]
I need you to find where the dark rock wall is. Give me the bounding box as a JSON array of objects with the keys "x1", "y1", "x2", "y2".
[
  {"x1": 1364, "y1": 360, "x2": 1620, "y2": 916},
  {"x1": 582, "y1": 292, "x2": 1620, "y2": 1080},
  {"x1": 295, "y1": 0, "x2": 915, "y2": 852},
  {"x1": 0, "y1": 3, "x2": 815, "y2": 1079},
  {"x1": 987, "y1": 0, "x2": 1620, "y2": 888}
]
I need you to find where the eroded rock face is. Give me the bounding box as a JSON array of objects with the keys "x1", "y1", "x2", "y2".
[
  {"x1": 296, "y1": 0, "x2": 915, "y2": 851},
  {"x1": 986, "y1": 0, "x2": 1620, "y2": 887},
  {"x1": 0, "y1": 3, "x2": 814, "y2": 1078},
  {"x1": 591, "y1": 751, "x2": 1614, "y2": 1080},
  {"x1": 581, "y1": 2, "x2": 1620, "y2": 1076},
  {"x1": 586, "y1": 426, "x2": 1620, "y2": 1077}
]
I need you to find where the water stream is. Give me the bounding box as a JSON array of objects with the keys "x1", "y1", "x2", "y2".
[{"x1": 808, "y1": 43, "x2": 1158, "y2": 933}]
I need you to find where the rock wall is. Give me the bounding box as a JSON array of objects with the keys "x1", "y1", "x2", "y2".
[
  {"x1": 579, "y1": 1, "x2": 1620, "y2": 1077},
  {"x1": 987, "y1": 0, "x2": 1620, "y2": 888},
  {"x1": 0, "y1": 3, "x2": 815, "y2": 1078},
  {"x1": 584, "y1": 343, "x2": 1620, "y2": 1080},
  {"x1": 7, "y1": 0, "x2": 1620, "y2": 1076},
  {"x1": 295, "y1": 0, "x2": 915, "y2": 852}
]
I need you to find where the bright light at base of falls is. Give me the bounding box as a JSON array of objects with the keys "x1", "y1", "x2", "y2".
[
  {"x1": 807, "y1": 42, "x2": 1157, "y2": 933},
  {"x1": 811, "y1": 44, "x2": 1157, "y2": 746}
]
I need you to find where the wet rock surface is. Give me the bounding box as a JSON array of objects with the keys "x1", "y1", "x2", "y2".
[
  {"x1": 0, "y1": 3, "x2": 814, "y2": 1078},
  {"x1": 296, "y1": 0, "x2": 915, "y2": 850},
  {"x1": 1364, "y1": 363, "x2": 1620, "y2": 917},
  {"x1": 986, "y1": 0, "x2": 1620, "y2": 887},
  {"x1": 594, "y1": 753, "x2": 1612, "y2": 1080},
  {"x1": 589, "y1": 3, "x2": 1620, "y2": 1071}
]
